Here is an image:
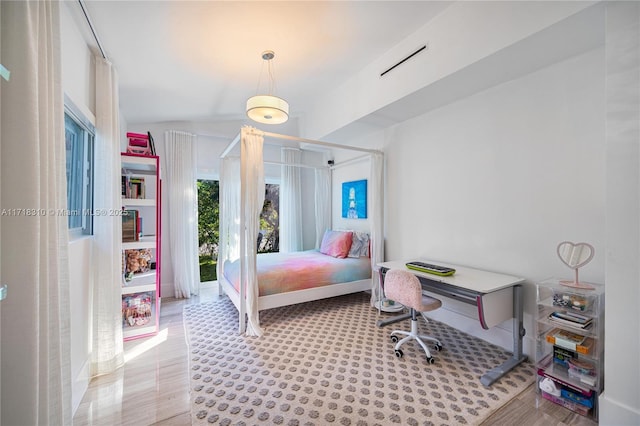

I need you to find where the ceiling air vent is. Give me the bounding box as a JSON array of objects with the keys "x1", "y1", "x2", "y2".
[{"x1": 380, "y1": 44, "x2": 428, "y2": 77}]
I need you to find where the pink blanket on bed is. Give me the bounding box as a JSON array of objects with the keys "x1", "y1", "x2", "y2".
[{"x1": 223, "y1": 250, "x2": 371, "y2": 296}]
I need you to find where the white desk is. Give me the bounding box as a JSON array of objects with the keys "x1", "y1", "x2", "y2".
[{"x1": 377, "y1": 259, "x2": 527, "y2": 387}]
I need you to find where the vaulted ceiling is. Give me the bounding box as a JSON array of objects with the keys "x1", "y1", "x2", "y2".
[{"x1": 70, "y1": 1, "x2": 451, "y2": 125}]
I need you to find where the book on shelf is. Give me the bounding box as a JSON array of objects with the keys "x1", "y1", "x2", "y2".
[
  {"x1": 122, "y1": 209, "x2": 139, "y2": 242},
  {"x1": 548, "y1": 311, "x2": 593, "y2": 329},
  {"x1": 137, "y1": 216, "x2": 143, "y2": 240},
  {"x1": 121, "y1": 176, "x2": 127, "y2": 197},
  {"x1": 553, "y1": 345, "x2": 577, "y2": 368},
  {"x1": 121, "y1": 176, "x2": 146, "y2": 199}
]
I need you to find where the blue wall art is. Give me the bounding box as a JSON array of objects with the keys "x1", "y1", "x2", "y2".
[{"x1": 342, "y1": 179, "x2": 367, "y2": 219}]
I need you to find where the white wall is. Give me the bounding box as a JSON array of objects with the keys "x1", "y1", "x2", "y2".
[
  {"x1": 381, "y1": 47, "x2": 605, "y2": 353},
  {"x1": 600, "y1": 2, "x2": 640, "y2": 424},
  {"x1": 331, "y1": 155, "x2": 373, "y2": 233}
]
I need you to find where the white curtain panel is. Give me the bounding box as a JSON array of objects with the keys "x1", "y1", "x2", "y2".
[
  {"x1": 369, "y1": 152, "x2": 385, "y2": 305},
  {"x1": 240, "y1": 127, "x2": 265, "y2": 336},
  {"x1": 0, "y1": 1, "x2": 72, "y2": 424},
  {"x1": 314, "y1": 168, "x2": 331, "y2": 249},
  {"x1": 164, "y1": 130, "x2": 200, "y2": 298},
  {"x1": 91, "y1": 57, "x2": 125, "y2": 376},
  {"x1": 217, "y1": 156, "x2": 241, "y2": 294},
  {"x1": 279, "y1": 147, "x2": 302, "y2": 252}
]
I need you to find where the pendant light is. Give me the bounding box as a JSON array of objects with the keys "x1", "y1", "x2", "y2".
[{"x1": 246, "y1": 51, "x2": 289, "y2": 124}]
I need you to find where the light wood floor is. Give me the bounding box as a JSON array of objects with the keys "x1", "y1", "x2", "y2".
[{"x1": 72, "y1": 285, "x2": 598, "y2": 426}]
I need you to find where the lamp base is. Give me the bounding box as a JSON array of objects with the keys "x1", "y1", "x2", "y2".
[{"x1": 559, "y1": 280, "x2": 595, "y2": 290}]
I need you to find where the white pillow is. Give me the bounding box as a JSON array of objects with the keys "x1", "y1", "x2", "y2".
[{"x1": 348, "y1": 231, "x2": 370, "y2": 258}]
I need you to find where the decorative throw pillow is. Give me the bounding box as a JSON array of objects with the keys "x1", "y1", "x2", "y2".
[
  {"x1": 348, "y1": 231, "x2": 370, "y2": 258},
  {"x1": 320, "y1": 230, "x2": 353, "y2": 258}
]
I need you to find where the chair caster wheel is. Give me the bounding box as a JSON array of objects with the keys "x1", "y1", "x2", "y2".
[
  {"x1": 434, "y1": 343, "x2": 443, "y2": 352},
  {"x1": 390, "y1": 335, "x2": 399, "y2": 343},
  {"x1": 394, "y1": 349, "x2": 403, "y2": 358},
  {"x1": 426, "y1": 356, "x2": 435, "y2": 364}
]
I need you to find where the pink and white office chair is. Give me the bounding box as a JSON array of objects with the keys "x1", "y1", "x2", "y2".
[{"x1": 384, "y1": 269, "x2": 443, "y2": 364}]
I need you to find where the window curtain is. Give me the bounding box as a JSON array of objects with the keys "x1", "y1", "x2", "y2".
[
  {"x1": 240, "y1": 127, "x2": 265, "y2": 336},
  {"x1": 279, "y1": 147, "x2": 303, "y2": 252},
  {"x1": 0, "y1": 1, "x2": 72, "y2": 424},
  {"x1": 91, "y1": 57, "x2": 124, "y2": 376},
  {"x1": 369, "y1": 152, "x2": 385, "y2": 305},
  {"x1": 164, "y1": 130, "x2": 200, "y2": 298},
  {"x1": 314, "y1": 168, "x2": 331, "y2": 249},
  {"x1": 217, "y1": 156, "x2": 241, "y2": 293}
]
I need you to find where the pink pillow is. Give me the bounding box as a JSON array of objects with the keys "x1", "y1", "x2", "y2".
[{"x1": 320, "y1": 230, "x2": 353, "y2": 258}]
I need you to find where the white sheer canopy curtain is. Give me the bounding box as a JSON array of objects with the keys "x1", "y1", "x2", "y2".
[
  {"x1": 280, "y1": 147, "x2": 303, "y2": 252},
  {"x1": 1, "y1": 1, "x2": 72, "y2": 424},
  {"x1": 164, "y1": 130, "x2": 200, "y2": 298},
  {"x1": 240, "y1": 128, "x2": 265, "y2": 336},
  {"x1": 91, "y1": 57, "x2": 124, "y2": 376},
  {"x1": 314, "y1": 168, "x2": 331, "y2": 248},
  {"x1": 369, "y1": 152, "x2": 385, "y2": 305},
  {"x1": 217, "y1": 156, "x2": 241, "y2": 296}
]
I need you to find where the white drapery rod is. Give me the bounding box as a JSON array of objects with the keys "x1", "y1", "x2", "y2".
[
  {"x1": 267, "y1": 160, "x2": 325, "y2": 170},
  {"x1": 220, "y1": 133, "x2": 241, "y2": 158},
  {"x1": 220, "y1": 129, "x2": 383, "y2": 159},
  {"x1": 330, "y1": 154, "x2": 370, "y2": 170},
  {"x1": 260, "y1": 130, "x2": 382, "y2": 155},
  {"x1": 78, "y1": 0, "x2": 107, "y2": 59},
  {"x1": 225, "y1": 155, "x2": 328, "y2": 170}
]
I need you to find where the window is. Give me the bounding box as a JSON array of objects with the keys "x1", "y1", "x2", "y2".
[
  {"x1": 196, "y1": 180, "x2": 280, "y2": 282},
  {"x1": 64, "y1": 99, "x2": 94, "y2": 237},
  {"x1": 197, "y1": 179, "x2": 219, "y2": 283},
  {"x1": 258, "y1": 183, "x2": 279, "y2": 253}
]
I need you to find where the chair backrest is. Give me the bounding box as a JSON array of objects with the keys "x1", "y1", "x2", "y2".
[{"x1": 384, "y1": 269, "x2": 424, "y2": 310}]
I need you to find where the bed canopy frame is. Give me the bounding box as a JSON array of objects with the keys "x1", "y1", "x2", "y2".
[{"x1": 218, "y1": 126, "x2": 384, "y2": 335}]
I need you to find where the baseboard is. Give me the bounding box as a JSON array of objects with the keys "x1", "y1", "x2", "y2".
[
  {"x1": 599, "y1": 392, "x2": 640, "y2": 425},
  {"x1": 72, "y1": 357, "x2": 91, "y2": 416}
]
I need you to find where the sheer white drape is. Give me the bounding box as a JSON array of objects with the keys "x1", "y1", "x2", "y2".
[
  {"x1": 314, "y1": 168, "x2": 331, "y2": 249},
  {"x1": 217, "y1": 156, "x2": 241, "y2": 290},
  {"x1": 218, "y1": 155, "x2": 237, "y2": 303},
  {"x1": 369, "y1": 152, "x2": 385, "y2": 305},
  {"x1": 91, "y1": 57, "x2": 124, "y2": 376},
  {"x1": 280, "y1": 147, "x2": 302, "y2": 252},
  {"x1": 0, "y1": 1, "x2": 72, "y2": 423},
  {"x1": 164, "y1": 130, "x2": 200, "y2": 298},
  {"x1": 240, "y1": 128, "x2": 265, "y2": 335}
]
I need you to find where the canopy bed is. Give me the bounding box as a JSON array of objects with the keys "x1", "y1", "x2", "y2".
[{"x1": 217, "y1": 126, "x2": 384, "y2": 335}]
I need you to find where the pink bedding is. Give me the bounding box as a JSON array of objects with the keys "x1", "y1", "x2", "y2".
[{"x1": 223, "y1": 249, "x2": 371, "y2": 296}]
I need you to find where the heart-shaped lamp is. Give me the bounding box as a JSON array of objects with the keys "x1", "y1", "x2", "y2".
[{"x1": 557, "y1": 241, "x2": 595, "y2": 290}]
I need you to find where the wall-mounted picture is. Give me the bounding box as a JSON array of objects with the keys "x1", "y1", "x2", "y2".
[{"x1": 342, "y1": 179, "x2": 367, "y2": 219}]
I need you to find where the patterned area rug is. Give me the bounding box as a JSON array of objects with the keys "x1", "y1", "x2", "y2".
[{"x1": 184, "y1": 292, "x2": 534, "y2": 425}]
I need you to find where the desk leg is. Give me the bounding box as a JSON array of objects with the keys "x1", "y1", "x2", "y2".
[{"x1": 480, "y1": 284, "x2": 527, "y2": 387}]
